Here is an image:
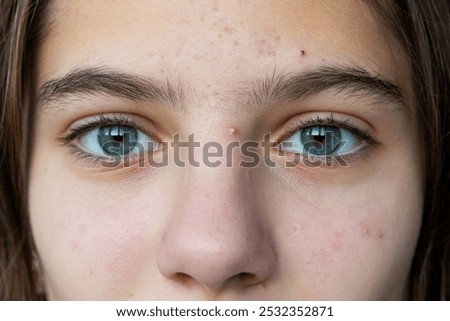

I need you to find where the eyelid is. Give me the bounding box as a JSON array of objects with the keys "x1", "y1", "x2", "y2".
[
  {"x1": 279, "y1": 112, "x2": 380, "y2": 147},
  {"x1": 270, "y1": 112, "x2": 383, "y2": 170},
  {"x1": 58, "y1": 113, "x2": 161, "y2": 144},
  {"x1": 58, "y1": 113, "x2": 164, "y2": 167}
]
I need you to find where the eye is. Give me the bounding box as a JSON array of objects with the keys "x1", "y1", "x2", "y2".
[
  {"x1": 78, "y1": 124, "x2": 157, "y2": 157},
  {"x1": 281, "y1": 125, "x2": 363, "y2": 156}
]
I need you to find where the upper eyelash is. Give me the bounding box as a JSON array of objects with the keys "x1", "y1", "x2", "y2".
[
  {"x1": 288, "y1": 114, "x2": 380, "y2": 147},
  {"x1": 58, "y1": 114, "x2": 143, "y2": 144}
]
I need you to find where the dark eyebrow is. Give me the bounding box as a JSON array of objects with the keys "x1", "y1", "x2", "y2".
[
  {"x1": 38, "y1": 65, "x2": 405, "y2": 113},
  {"x1": 38, "y1": 67, "x2": 183, "y2": 109},
  {"x1": 241, "y1": 65, "x2": 404, "y2": 109}
]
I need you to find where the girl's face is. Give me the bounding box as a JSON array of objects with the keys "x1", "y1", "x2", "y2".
[{"x1": 29, "y1": 0, "x2": 424, "y2": 299}]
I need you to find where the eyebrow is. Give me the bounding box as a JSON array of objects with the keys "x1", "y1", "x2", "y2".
[
  {"x1": 38, "y1": 67, "x2": 184, "y2": 109},
  {"x1": 244, "y1": 65, "x2": 404, "y2": 108},
  {"x1": 37, "y1": 65, "x2": 405, "y2": 112}
]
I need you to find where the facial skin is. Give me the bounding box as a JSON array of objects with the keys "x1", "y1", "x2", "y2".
[{"x1": 29, "y1": 0, "x2": 424, "y2": 300}]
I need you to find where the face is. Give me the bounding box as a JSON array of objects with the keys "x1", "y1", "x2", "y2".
[{"x1": 29, "y1": 0, "x2": 424, "y2": 300}]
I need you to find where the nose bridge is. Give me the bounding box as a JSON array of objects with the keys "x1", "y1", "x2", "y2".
[{"x1": 157, "y1": 164, "x2": 276, "y2": 291}]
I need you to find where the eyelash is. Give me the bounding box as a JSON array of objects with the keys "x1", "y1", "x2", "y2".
[
  {"x1": 60, "y1": 113, "x2": 380, "y2": 167},
  {"x1": 281, "y1": 114, "x2": 381, "y2": 164},
  {"x1": 59, "y1": 114, "x2": 153, "y2": 166}
]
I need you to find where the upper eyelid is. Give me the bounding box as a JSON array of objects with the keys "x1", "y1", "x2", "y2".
[
  {"x1": 281, "y1": 114, "x2": 380, "y2": 145},
  {"x1": 58, "y1": 114, "x2": 157, "y2": 144}
]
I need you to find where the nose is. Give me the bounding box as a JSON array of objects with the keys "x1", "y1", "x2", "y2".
[{"x1": 157, "y1": 165, "x2": 276, "y2": 292}]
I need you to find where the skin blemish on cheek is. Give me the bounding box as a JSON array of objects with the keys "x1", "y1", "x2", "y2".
[
  {"x1": 359, "y1": 222, "x2": 385, "y2": 241},
  {"x1": 360, "y1": 222, "x2": 371, "y2": 236}
]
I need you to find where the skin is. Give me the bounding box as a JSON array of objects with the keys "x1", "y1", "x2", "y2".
[{"x1": 29, "y1": 0, "x2": 424, "y2": 300}]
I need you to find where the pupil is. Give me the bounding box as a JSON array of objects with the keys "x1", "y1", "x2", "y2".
[
  {"x1": 313, "y1": 135, "x2": 325, "y2": 143},
  {"x1": 112, "y1": 135, "x2": 124, "y2": 143},
  {"x1": 98, "y1": 125, "x2": 138, "y2": 156},
  {"x1": 301, "y1": 126, "x2": 341, "y2": 156}
]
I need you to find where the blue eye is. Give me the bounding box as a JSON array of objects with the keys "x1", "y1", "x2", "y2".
[
  {"x1": 281, "y1": 125, "x2": 362, "y2": 156},
  {"x1": 78, "y1": 125, "x2": 156, "y2": 157}
]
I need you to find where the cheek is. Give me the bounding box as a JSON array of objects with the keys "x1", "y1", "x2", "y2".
[
  {"x1": 29, "y1": 162, "x2": 168, "y2": 299},
  {"x1": 269, "y1": 168, "x2": 422, "y2": 299}
]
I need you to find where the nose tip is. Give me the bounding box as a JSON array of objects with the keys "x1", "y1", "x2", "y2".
[{"x1": 158, "y1": 232, "x2": 275, "y2": 291}]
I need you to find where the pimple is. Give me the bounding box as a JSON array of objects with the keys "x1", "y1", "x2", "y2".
[
  {"x1": 228, "y1": 127, "x2": 239, "y2": 137},
  {"x1": 361, "y1": 226, "x2": 370, "y2": 236},
  {"x1": 256, "y1": 38, "x2": 276, "y2": 57}
]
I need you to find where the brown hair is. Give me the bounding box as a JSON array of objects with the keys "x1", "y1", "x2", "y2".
[{"x1": 0, "y1": 0, "x2": 448, "y2": 300}]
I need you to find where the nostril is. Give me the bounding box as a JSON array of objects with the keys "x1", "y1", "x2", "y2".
[
  {"x1": 237, "y1": 272, "x2": 255, "y2": 280},
  {"x1": 173, "y1": 272, "x2": 193, "y2": 285},
  {"x1": 228, "y1": 272, "x2": 261, "y2": 287}
]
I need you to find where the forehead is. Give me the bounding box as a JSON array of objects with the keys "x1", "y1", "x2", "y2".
[{"x1": 37, "y1": 0, "x2": 409, "y2": 95}]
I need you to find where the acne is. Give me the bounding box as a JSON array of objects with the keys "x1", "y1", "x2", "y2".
[
  {"x1": 223, "y1": 26, "x2": 233, "y2": 34},
  {"x1": 331, "y1": 231, "x2": 343, "y2": 251},
  {"x1": 256, "y1": 38, "x2": 277, "y2": 57},
  {"x1": 362, "y1": 227, "x2": 370, "y2": 235},
  {"x1": 360, "y1": 222, "x2": 385, "y2": 241},
  {"x1": 252, "y1": 31, "x2": 281, "y2": 57},
  {"x1": 228, "y1": 127, "x2": 239, "y2": 137}
]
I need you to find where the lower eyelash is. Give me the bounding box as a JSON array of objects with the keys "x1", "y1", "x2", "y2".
[{"x1": 66, "y1": 144, "x2": 117, "y2": 166}]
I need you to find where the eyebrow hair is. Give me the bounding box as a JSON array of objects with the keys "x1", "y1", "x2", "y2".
[
  {"x1": 38, "y1": 67, "x2": 184, "y2": 109},
  {"x1": 242, "y1": 65, "x2": 404, "y2": 108},
  {"x1": 37, "y1": 65, "x2": 405, "y2": 112}
]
